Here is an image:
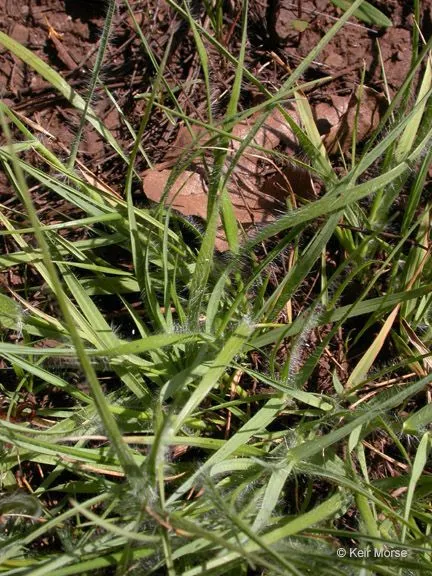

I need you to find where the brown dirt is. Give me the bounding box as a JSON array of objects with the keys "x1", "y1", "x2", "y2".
[
  {"x1": 268, "y1": 1, "x2": 413, "y2": 92},
  {"x1": 1, "y1": 0, "x2": 430, "y2": 183}
]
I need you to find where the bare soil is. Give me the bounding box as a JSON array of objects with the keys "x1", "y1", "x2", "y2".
[{"x1": 1, "y1": 0, "x2": 430, "y2": 182}]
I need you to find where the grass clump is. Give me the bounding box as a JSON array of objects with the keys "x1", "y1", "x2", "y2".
[{"x1": 0, "y1": 1, "x2": 431, "y2": 575}]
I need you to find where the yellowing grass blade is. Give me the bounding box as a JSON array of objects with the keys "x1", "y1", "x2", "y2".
[
  {"x1": 395, "y1": 55, "x2": 432, "y2": 162},
  {"x1": 347, "y1": 242, "x2": 432, "y2": 389},
  {"x1": 294, "y1": 90, "x2": 329, "y2": 164},
  {"x1": 401, "y1": 318, "x2": 432, "y2": 373},
  {"x1": 346, "y1": 304, "x2": 400, "y2": 389}
]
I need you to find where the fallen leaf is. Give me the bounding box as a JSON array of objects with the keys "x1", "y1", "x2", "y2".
[
  {"x1": 313, "y1": 95, "x2": 349, "y2": 138},
  {"x1": 143, "y1": 90, "x2": 384, "y2": 250},
  {"x1": 143, "y1": 106, "x2": 300, "y2": 250},
  {"x1": 151, "y1": 124, "x2": 207, "y2": 171},
  {"x1": 315, "y1": 87, "x2": 386, "y2": 154},
  {"x1": 144, "y1": 169, "x2": 209, "y2": 219},
  {"x1": 262, "y1": 164, "x2": 316, "y2": 203}
]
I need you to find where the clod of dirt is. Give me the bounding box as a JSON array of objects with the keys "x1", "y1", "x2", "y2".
[
  {"x1": 9, "y1": 23, "x2": 29, "y2": 45},
  {"x1": 269, "y1": 1, "x2": 304, "y2": 45},
  {"x1": 376, "y1": 27, "x2": 412, "y2": 91}
]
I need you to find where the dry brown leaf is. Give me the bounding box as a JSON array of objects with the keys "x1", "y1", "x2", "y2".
[
  {"x1": 262, "y1": 164, "x2": 316, "y2": 203},
  {"x1": 152, "y1": 125, "x2": 207, "y2": 170},
  {"x1": 143, "y1": 106, "x2": 300, "y2": 250},
  {"x1": 314, "y1": 95, "x2": 349, "y2": 138},
  {"x1": 142, "y1": 91, "x2": 384, "y2": 250},
  {"x1": 144, "y1": 169, "x2": 209, "y2": 219},
  {"x1": 315, "y1": 87, "x2": 386, "y2": 154}
]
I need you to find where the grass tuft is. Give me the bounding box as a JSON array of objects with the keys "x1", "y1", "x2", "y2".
[{"x1": 0, "y1": 1, "x2": 431, "y2": 575}]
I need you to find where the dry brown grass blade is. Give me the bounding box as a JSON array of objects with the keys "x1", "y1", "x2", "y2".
[
  {"x1": 346, "y1": 247, "x2": 432, "y2": 390},
  {"x1": 401, "y1": 318, "x2": 432, "y2": 374}
]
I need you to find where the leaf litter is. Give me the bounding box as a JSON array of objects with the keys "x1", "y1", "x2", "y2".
[{"x1": 143, "y1": 86, "x2": 386, "y2": 250}]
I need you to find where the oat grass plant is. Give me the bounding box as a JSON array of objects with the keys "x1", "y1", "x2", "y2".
[{"x1": 0, "y1": 0, "x2": 431, "y2": 574}]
